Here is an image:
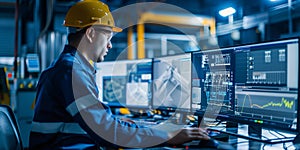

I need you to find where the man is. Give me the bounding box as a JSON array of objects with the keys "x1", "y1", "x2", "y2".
[{"x1": 29, "y1": 0, "x2": 210, "y2": 149}]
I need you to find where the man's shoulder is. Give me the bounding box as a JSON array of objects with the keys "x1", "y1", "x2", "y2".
[
  {"x1": 60, "y1": 53, "x2": 75, "y2": 65},
  {"x1": 54, "y1": 45, "x2": 80, "y2": 66},
  {"x1": 39, "y1": 54, "x2": 76, "y2": 81},
  {"x1": 56, "y1": 52, "x2": 81, "y2": 68}
]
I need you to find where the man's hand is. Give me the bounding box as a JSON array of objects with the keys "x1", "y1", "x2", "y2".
[{"x1": 167, "y1": 127, "x2": 210, "y2": 145}]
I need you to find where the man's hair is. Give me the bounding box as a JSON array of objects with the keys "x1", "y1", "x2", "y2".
[{"x1": 67, "y1": 27, "x2": 89, "y2": 45}]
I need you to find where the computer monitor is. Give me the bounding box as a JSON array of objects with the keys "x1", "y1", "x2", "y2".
[
  {"x1": 25, "y1": 54, "x2": 40, "y2": 73},
  {"x1": 191, "y1": 48, "x2": 235, "y2": 115},
  {"x1": 194, "y1": 38, "x2": 299, "y2": 143},
  {"x1": 152, "y1": 53, "x2": 191, "y2": 112},
  {"x1": 230, "y1": 38, "x2": 299, "y2": 133},
  {"x1": 96, "y1": 59, "x2": 152, "y2": 108}
]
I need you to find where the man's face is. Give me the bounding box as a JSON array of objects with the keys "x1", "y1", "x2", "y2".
[{"x1": 91, "y1": 26, "x2": 113, "y2": 62}]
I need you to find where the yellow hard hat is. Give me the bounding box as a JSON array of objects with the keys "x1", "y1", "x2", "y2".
[{"x1": 63, "y1": 0, "x2": 122, "y2": 32}]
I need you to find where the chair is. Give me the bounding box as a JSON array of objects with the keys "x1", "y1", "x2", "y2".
[{"x1": 0, "y1": 104, "x2": 23, "y2": 150}]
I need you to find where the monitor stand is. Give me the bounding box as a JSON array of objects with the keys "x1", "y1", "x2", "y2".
[{"x1": 248, "y1": 125, "x2": 262, "y2": 138}]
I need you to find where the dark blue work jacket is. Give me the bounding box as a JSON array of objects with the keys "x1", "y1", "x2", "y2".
[{"x1": 29, "y1": 45, "x2": 169, "y2": 150}]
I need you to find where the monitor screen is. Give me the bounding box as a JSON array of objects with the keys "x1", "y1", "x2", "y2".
[
  {"x1": 231, "y1": 38, "x2": 299, "y2": 132},
  {"x1": 191, "y1": 49, "x2": 235, "y2": 114},
  {"x1": 96, "y1": 59, "x2": 152, "y2": 108},
  {"x1": 26, "y1": 54, "x2": 40, "y2": 73},
  {"x1": 152, "y1": 53, "x2": 191, "y2": 111}
]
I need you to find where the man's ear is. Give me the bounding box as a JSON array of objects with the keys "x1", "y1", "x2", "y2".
[{"x1": 85, "y1": 27, "x2": 95, "y2": 43}]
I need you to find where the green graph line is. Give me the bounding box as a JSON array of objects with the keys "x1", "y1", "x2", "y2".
[
  {"x1": 240, "y1": 95, "x2": 294, "y2": 112},
  {"x1": 252, "y1": 98, "x2": 294, "y2": 109}
]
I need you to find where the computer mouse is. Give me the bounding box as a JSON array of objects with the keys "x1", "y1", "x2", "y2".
[
  {"x1": 209, "y1": 131, "x2": 229, "y2": 142},
  {"x1": 198, "y1": 139, "x2": 219, "y2": 148}
]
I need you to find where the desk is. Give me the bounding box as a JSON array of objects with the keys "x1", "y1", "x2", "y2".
[
  {"x1": 114, "y1": 115, "x2": 298, "y2": 149},
  {"x1": 142, "y1": 138, "x2": 295, "y2": 150},
  {"x1": 229, "y1": 138, "x2": 294, "y2": 150},
  {"x1": 146, "y1": 124, "x2": 297, "y2": 150},
  {"x1": 209, "y1": 124, "x2": 297, "y2": 150},
  {"x1": 98, "y1": 123, "x2": 297, "y2": 150}
]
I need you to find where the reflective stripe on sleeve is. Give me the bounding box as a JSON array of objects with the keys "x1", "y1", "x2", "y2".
[
  {"x1": 66, "y1": 94, "x2": 99, "y2": 116},
  {"x1": 31, "y1": 122, "x2": 87, "y2": 134}
]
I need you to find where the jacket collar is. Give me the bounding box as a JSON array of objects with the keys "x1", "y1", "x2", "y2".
[{"x1": 64, "y1": 45, "x2": 97, "y2": 74}]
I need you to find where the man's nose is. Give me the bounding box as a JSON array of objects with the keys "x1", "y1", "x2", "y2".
[{"x1": 107, "y1": 41, "x2": 112, "y2": 49}]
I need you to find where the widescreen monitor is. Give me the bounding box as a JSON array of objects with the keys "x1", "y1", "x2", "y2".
[
  {"x1": 193, "y1": 38, "x2": 299, "y2": 143},
  {"x1": 152, "y1": 53, "x2": 191, "y2": 111},
  {"x1": 230, "y1": 38, "x2": 299, "y2": 133}
]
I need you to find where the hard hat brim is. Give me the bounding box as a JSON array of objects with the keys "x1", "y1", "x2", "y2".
[
  {"x1": 92, "y1": 23, "x2": 122, "y2": 32},
  {"x1": 112, "y1": 26, "x2": 122, "y2": 32}
]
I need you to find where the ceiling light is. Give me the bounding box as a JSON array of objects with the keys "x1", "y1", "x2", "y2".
[{"x1": 219, "y1": 7, "x2": 236, "y2": 17}]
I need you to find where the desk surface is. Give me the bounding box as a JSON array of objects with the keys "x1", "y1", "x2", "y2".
[
  {"x1": 140, "y1": 139, "x2": 295, "y2": 150},
  {"x1": 150, "y1": 125, "x2": 297, "y2": 149},
  {"x1": 116, "y1": 115, "x2": 298, "y2": 149},
  {"x1": 226, "y1": 134, "x2": 295, "y2": 150},
  {"x1": 207, "y1": 124, "x2": 296, "y2": 150}
]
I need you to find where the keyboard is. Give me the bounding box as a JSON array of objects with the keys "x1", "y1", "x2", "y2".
[{"x1": 134, "y1": 120, "x2": 159, "y2": 127}]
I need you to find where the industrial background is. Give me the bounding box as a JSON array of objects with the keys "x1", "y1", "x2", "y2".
[{"x1": 0, "y1": 0, "x2": 300, "y2": 148}]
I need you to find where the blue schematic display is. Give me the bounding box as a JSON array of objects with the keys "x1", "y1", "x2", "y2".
[
  {"x1": 235, "y1": 44, "x2": 288, "y2": 86},
  {"x1": 191, "y1": 49, "x2": 234, "y2": 113}
]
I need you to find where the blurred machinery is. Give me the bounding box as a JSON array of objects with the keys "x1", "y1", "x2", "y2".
[
  {"x1": 12, "y1": 53, "x2": 40, "y2": 147},
  {"x1": 0, "y1": 63, "x2": 36, "y2": 148},
  {"x1": 15, "y1": 78, "x2": 37, "y2": 148},
  {"x1": 137, "y1": 12, "x2": 216, "y2": 58},
  {"x1": 0, "y1": 67, "x2": 10, "y2": 106}
]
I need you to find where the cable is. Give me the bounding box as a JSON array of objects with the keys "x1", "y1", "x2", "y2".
[
  {"x1": 268, "y1": 130, "x2": 281, "y2": 139},
  {"x1": 262, "y1": 143, "x2": 267, "y2": 150},
  {"x1": 272, "y1": 130, "x2": 288, "y2": 138},
  {"x1": 267, "y1": 130, "x2": 293, "y2": 141},
  {"x1": 215, "y1": 119, "x2": 225, "y2": 127},
  {"x1": 283, "y1": 142, "x2": 288, "y2": 150}
]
